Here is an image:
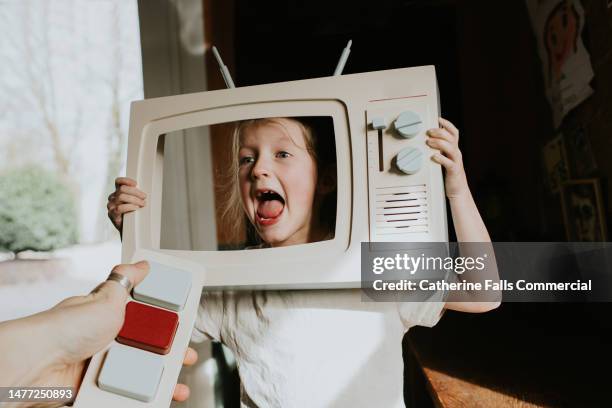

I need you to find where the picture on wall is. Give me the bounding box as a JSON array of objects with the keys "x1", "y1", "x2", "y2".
[
  {"x1": 563, "y1": 125, "x2": 597, "y2": 177},
  {"x1": 525, "y1": 0, "x2": 594, "y2": 128},
  {"x1": 543, "y1": 133, "x2": 569, "y2": 194},
  {"x1": 560, "y1": 179, "x2": 608, "y2": 241}
]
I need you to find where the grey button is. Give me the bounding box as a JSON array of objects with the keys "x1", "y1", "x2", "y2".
[
  {"x1": 98, "y1": 344, "x2": 164, "y2": 402},
  {"x1": 133, "y1": 261, "x2": 192, "y2": 311}
]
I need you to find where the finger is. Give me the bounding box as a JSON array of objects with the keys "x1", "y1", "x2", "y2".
[
  {"x1": 118, "y1": 185, "x2": 147, "y2": 199},
  {"x1": 108, "y1": 192, "x2": 115, "y2": 202},
  {"x1": 116, "y1": 203, "x2": 140, "y2": 215},
  {"x1": 172, "y1": 384, "x2": 190, "y2": 402},
  {"x1": 116, "y1": 193, "x2": 146, "y2": 207},
  {"x1": 115, "y1": 177, "x2": 137, "y2": 189},
  {"x1": 90, "y1": 262, "x2": 150, "y2": 305},
  {"x1": 107, "y1": 201, "x2": 115, "y2": 211},
  {"x1": 426, "y1": 138, "x2": 461, "y2": 162},
  {"x1": 113, "y1": 215, "x2": 123, "y2": 229},
  {"x1": 439, "y1": 117, "x2": 459, "y2": 138},
  {"x1": 426, "y1": 128, "x2": 455, "y2": 144},
  {"x1": 108, "y1": 207, "x2": 121, "y2": 222},
  {"x1": 183, "y1": 347, "x2": 198, "y2": 366},
  {"x1": 107, "y1": 211, "x2": 123, "y2": 231},
  {"x1": 431, "y1": 152, "x2": 455, "y2": 170}
]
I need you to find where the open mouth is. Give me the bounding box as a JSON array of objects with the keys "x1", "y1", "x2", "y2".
[{"x1": 255, "y1": 189, "x2": 285, "y2": 226}]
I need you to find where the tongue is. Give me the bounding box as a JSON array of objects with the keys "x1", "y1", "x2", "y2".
[{"x1": 258, "y1": 200, "x2": 283, "y2": 218}]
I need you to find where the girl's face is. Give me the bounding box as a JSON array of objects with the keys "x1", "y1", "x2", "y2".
[{"x1": 238, "y1": 118, "x2": 318, "y2": 247}]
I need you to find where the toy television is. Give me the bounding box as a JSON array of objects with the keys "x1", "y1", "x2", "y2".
[{"x1": 122, "y1": 65, "x2": 448, "y2": 289}]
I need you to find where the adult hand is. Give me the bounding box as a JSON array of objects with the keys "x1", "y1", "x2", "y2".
[{"x1": 0, "y1": 261, "x2": 197, "y2": 406}]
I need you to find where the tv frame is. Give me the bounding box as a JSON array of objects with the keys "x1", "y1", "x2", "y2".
[{"x1": 122, "y1": 66, "x2": 447, "y2": 289}]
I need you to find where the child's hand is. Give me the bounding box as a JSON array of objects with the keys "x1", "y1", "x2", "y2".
[
  {"x1": 107, "y1": 177, "x2": 147, "y2": 232},
  {"x1": 426, "y1": 118, "x2": 470, "y2": 199}
]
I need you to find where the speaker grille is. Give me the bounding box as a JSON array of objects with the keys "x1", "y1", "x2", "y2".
[{"x1": 374, "y1": 184, "x2": 428, "y2": 236}]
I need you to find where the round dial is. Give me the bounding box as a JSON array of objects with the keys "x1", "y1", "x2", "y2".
[
  {"x1": 394, "y1": 111, "x2": 422, "y2": 139},
  {"x1": 395, "y1": 147, "x2": 423, "y2": 175}
]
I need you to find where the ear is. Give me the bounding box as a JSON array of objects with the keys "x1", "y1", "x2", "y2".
[{"x1": 317, "y1": 164, "x2": 337, "y2": 195}]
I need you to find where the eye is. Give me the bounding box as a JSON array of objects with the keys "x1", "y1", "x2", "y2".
[
  {"x1": 276, "y1": 151, "x2": 291, "y2": 159},
  {"x1": 239, "y1": 156, "x2": 255, "y2": 166}
]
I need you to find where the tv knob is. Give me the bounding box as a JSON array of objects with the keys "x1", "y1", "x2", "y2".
[
  {"x1": 395, "y1": 147, "x2": 423, "y2": 175},
  {"x1": 394, "y1": 111, "x2": 422, "y2": 139}
]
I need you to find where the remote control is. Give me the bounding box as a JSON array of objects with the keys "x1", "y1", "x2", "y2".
[{"x1": 73, "y1": 249, "x2": 204, "y2": 408}]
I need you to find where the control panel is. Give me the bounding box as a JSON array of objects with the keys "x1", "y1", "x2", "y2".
[
  {"x1": 366, "y1": 96, "x2": 445, "y2": 242},
  {"x1": 74, "y1": 252, "x2": 204, "y2": 408}
]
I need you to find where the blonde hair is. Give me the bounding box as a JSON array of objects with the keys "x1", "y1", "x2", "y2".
[{"x1": 222, "y1": 117, "x2": 318, "y2": 244}]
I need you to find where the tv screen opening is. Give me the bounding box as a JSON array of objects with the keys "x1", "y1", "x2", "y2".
[{"x1": 159, "y1": 116, "x2": 337, "y2": 251}]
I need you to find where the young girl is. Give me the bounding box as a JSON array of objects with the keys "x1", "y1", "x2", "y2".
[
  {"x1": 224, "y1": 117, "x2": 336, "y2": 248},
  {"x1": 108, "y1": 117, "x2": 498, "y2": 407}
]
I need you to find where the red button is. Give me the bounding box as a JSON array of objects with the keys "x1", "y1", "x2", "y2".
[{"x1": 117, "y1": 301, "x2": 179, "y2": 355}]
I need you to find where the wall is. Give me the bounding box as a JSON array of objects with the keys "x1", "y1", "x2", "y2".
[{"x1": 457, "y1": 0, "x2": 611, "y2": 241}]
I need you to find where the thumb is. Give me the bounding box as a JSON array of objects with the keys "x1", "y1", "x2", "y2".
[{"x1": 90, "y1": 261, "x2": 150, "y2": 306}]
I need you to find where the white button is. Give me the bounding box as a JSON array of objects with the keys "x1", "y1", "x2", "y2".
[
  {"x1": 133, "y1": 261, "x2": 191, "y2": 311},
  {"x1": 98, "y1": 344, "x2": 164, "y2": 402}
]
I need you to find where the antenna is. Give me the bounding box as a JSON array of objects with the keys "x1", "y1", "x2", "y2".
[
  {"x1": 212, "y1": 46, "x2": 236, "y2": 88},
  {"x1": 333, "y1": 40, "x2": 352, "y2": 76}
]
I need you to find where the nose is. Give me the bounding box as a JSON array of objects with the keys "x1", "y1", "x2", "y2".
[{"x1": 250, "y1": 156, "x2": 271, "y2": 180}]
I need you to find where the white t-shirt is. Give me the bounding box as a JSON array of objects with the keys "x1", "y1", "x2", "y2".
[{"x1": 191, "y1": 289, "x2": 445, "y2": 408}]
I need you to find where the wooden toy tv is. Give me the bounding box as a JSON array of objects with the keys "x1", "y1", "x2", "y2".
[{"x1": 122, "y1": 65, "x2": 448, "y2": 289}]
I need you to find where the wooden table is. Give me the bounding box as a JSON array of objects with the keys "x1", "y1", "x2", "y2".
[{"x1": 404, "y1": 304, "x2": 612, "y2": 408}]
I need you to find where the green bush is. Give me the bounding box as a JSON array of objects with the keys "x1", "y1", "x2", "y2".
[{"x1": 0, "y1": 166, "x2": 78, "y2": 253}]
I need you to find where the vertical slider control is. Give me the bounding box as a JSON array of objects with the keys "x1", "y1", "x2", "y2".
[{"x1": 371, "y1": 117, "x2": 387, "y2": 172}]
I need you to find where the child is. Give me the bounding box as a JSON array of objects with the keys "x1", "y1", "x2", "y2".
[
  {"x1": 223, "y1": 117, "x2": 336, "y2": 248},
  {"x1": 108, "y1": 117, "x2": 498, "y2": 407}
]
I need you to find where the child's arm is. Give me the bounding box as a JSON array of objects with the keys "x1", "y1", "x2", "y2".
[
  {"x1": 427, "y1": 118, "x2": 500, "y2": 313},
  {"x1": 107, "y1": 177, "x2": 147, "y2": 235}
]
